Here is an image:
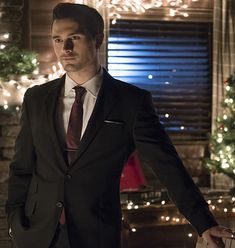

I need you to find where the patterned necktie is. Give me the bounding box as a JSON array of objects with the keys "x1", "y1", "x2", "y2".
[{"x1": 60, "y1": 86, "x2": 86, "y2": 225}]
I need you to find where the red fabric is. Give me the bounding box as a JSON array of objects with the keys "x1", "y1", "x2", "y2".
[{"x1": 120, "y1": 153, "x2": 146, "y2": 191}]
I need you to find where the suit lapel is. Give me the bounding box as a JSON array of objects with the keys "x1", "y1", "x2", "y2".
[
  {"x1": 45, "y1": 75, "x2": 68, "y2": 169},
  {"x1": 69, "y1": 70, "x2": 119, "y2": 169}
]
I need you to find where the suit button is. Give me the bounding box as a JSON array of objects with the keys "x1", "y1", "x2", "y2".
[
  {"x1": 56, "y1": 202, "x2": 63, "y2": 208},
  {"x1": 66, "y1": 174, "x2": 72, "y2": 179}
]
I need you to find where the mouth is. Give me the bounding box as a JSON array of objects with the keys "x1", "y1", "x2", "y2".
[{"x1": 61, "y1": 56, "x2": 76, "y2": 60}]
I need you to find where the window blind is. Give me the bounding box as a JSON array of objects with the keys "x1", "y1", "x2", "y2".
[{"x1": 108, "y1": 20, "x2": 212, "y2": 142}]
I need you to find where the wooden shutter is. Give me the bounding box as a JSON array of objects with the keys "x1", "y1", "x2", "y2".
[{"x1": 108, "y1": 20, "x2": 212, "y2": 142}]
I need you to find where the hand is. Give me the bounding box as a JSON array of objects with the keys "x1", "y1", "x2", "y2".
[{"x1": 202, "y1": 225, "x2": 234, "y2": 248}]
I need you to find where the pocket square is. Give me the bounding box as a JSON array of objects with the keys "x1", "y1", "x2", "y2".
[{"x1": 104, "y1": 120, "x2": 124, "y2": 125}]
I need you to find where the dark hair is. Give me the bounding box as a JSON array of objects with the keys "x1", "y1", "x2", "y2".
[{"x1": 52, "y1": 3, "x2": 104, "y2": 39}]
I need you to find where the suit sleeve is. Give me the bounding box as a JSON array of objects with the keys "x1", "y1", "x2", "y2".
[
  {"x1": 133, "y1": 91, "x2": 217, "y2": 235},
  {"x1": 5, "y1": 89, "x2": 35, "y2": 224}
]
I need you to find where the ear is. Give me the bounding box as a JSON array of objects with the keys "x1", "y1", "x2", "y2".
[{"x1": 96, "y1": 33, "x2": 104, "y2": 49}]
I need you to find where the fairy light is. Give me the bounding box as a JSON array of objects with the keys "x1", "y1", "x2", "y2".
[
  {"x1": 226, "y1": 85, "x2": 231, "y2": 91},
  {"x1": 0, "y1": 44, "x2": 6, "y2": 49},
  {"x1": 131, "y1": 228, "x2": 136, "y2": 232},
  {"x1": 188, "y1": 233, "x2": 193, "y2": 238},
  {"x1": 98, "y1": 0, "x2": 196, "y2": 25},
  {"x1": 165, "y1": 113, "x2": 170, "y2": 118},
  {"x1": 161, "y1": 200, "x2": 166, "y2": 205},
  {"x1": 3, "y1": 33, "x2": 9, "y2": 39},
  {"x1": 0, "y1": 63, "x2": 64, "y2": 110},
  {"x1": 127, "y1": 205, "x2": 132, "y2": 210},
  {"x1": 226, "y1": 146, "x2": 231, "y2": 151}
]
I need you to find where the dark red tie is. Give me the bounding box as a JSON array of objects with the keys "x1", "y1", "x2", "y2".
[
  {"x1": 60, "y1": 86, "x2": 86, "y2": 225},
  {"x1": 65, "y1": 86, "x2": 86, "y2": 164}
]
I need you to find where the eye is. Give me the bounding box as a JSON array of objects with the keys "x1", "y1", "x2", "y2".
[
  {"x1": 54, "y1": 38, "x2": 63, "y2": 44},
  {"x1": 70, "y1": 35, "x2": 81, "y2": 40}
]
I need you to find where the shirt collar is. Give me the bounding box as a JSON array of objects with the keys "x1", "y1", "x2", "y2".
[{"x1": 64, "y1": 67, "x2": 103, "y2": 97}]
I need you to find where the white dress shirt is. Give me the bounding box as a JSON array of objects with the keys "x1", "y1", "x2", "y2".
[{"x1": 56, "y1": 68, "x2": 103, "y2": 144}]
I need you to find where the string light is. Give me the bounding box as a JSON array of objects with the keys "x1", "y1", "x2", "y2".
[
  {"x1": 0, "y1": 44, "x2": 6, "y2": 49},
  {"x1": 0, "y1": 63, "x2": 65, "y2": 110},
  {"x1": 3, "y1": 33, "x2": 9, "y2": 39},
  {"x1": 95, "y1": 0, "x2": 199, "y2": 24}
]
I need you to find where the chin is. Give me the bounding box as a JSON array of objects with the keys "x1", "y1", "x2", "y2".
[{"x1": 64, "y1": 64, "x2": 78, "y2": 71}]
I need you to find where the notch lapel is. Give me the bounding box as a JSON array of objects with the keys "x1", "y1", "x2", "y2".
[{"x1": 45, "y1": 75, "x2": 68, "y2": 169}]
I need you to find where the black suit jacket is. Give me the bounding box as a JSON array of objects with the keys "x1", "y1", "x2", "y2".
[{"x1": 6, "y1": 70, "x2": 217, "y2": 248}]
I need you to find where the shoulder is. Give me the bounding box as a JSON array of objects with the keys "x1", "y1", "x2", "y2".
[
  {"x1": 24, "y1": 76, "x2": 64, "y2": 99},
  {"x1": 104, "y1": 70, "x2": 149, "y2": 98}
]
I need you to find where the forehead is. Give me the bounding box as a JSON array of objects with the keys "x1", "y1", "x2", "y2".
[{"x1": 52, "y1": 18, "x2": 82, "y2": 35}]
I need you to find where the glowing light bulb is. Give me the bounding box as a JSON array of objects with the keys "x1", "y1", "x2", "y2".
[
  {"x1": 3, "y1": 33, "x2": 9, "y2": 39},
  {"x1": 165, "y1": 216, "x2": 170, "y2": 221},
  {"x1": 226, "y1": 86, "x2": 231, "y2": 91},
  {"x1": 0, "y1": 44, "x2": 6, "y2": 49},
  {"x1": 226, "y1": 146, "x2": 231, "y2": 151}
]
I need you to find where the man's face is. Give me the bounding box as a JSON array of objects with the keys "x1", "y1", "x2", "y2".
[{"x1": 51, "y1": 18, "x2": 98, "y2": 72}]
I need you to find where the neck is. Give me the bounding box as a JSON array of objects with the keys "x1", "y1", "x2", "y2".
[{"x1": 67, "y1": 63, "x2": 101, "y2": 85}]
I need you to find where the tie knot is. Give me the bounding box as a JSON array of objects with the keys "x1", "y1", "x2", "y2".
[{"x1": 73, "y1": 86, "x2": 86, "y2": 102}]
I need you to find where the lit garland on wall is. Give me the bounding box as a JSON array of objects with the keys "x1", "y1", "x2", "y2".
[
  {"x1": 97, "y1": 0, "x2": 199, "y2": 24},
  {"x1": 121, "y1": 193, "x2": 235, "y2": 238},
  {"x1": 72, "y1": 0, "x2": 199, "y2": 24},
  {"x1": 0, "y1": 58, "x2": 65, "y2": 111}
]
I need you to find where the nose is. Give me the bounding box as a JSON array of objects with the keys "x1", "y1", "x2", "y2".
[{"x1": 63, "y1": 38, "x2": 73, "y2": 53}]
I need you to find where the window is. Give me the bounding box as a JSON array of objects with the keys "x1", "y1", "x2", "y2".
[{"x1": 108, "y1": 20, "x2": 212, "y2": 142}]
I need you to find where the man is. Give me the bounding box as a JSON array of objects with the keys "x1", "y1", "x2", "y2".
[{"x1": 5, "y1": 3, "x2": 234, "y2": 248}]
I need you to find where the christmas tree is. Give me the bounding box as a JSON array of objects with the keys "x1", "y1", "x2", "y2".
[{"x1": 205, "y1": 74, "x2": 235, "y2": 180}]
